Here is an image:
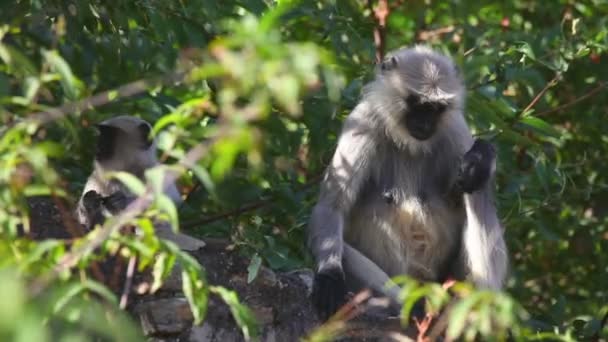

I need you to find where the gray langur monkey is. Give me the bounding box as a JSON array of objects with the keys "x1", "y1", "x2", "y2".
[
  {"x1": 308, "y1": 46, "x2": 508, "y2": 320},
  {"x1": 76, "y1": 115, "x2": 205, "y2": 251}
]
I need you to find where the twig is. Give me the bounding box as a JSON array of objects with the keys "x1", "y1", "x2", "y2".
[
  {"x1": 463, "y1": 47, "x2": 477, "y2": 57},
  {"x1": 417, "y1": 25, "x2": 455, "y2": 41},
  {"x1": 119, "y1": 256, "x2": 137, "y2": 309},
  {"x1": 183, "y1": 198, "x2": 271, "y2": 228},
  {"x1": 468, "y1": 75, "x2": 498, "y2": 90},
  {"x1": 535, "y1": 81, "x2": 607, "y2": 117},
  {"x1": 427, "y1": 305, "x2": 451, "y2": 341},
  {"x1": 367, "y1": 0, "x2": 390, "y2": 63},
  {"x1": 26, "y1": 71, "x2": 187, "y2": 125},
  {"x1": 389, "y1": 0, "x2": 405, "y2": 10},
  {"x1": 182, "y1": 173, "x2": 323, "y2": 229},
  {"x1": 520, "y1": 73, "x2": 560, "y2": 116},
  {"x1": 333, "y1": 289, "x2": 372, "y2": 322}
]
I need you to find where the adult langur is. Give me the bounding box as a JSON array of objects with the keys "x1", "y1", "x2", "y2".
[{"x1": 307, "y1": 46, "x2": 508, "y2": 320}]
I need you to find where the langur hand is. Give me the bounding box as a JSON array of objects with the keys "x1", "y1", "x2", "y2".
[
  {"x1": 102, "y1": 191, "x2": 131, "y2": 214},
  {"x1": 83, "y1": 190, "x2": 103, "y2": 212},
  {"x1": 456, "y1": 139, "x2": 496, "y2": 194},
  {"x1": 312, "y1": 266, "x2": 347, "y2": 321}
]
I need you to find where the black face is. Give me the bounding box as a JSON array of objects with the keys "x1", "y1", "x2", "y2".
[
  {"x1": 94, "y1": 122, "x2": 152, "y2": 162},
  {"x1": 95, "y1": 125, "x2": 119, "y2": 162},
  {"x1": 404, "y1": 94, "x2": 447, "y2": 141}
]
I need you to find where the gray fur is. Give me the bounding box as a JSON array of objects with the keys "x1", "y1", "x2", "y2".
[{"x1": 308, "y1": 46, "x2": 508, "y2": 311}]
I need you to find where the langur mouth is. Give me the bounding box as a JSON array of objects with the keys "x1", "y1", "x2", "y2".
[
  {"x1": 405, "y1": 121, "x2": 435, "y2": 141},
  {"x1": 410, "y1": 131, "x2": 433, "y2": 140}
]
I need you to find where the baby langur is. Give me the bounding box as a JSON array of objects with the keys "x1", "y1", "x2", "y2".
[
  {"x1": 76, "y1": 115, "x2": 205, "y2": 251},
  {"x1": 308, "y1": 46, "x2": 508, "y2": 320}
]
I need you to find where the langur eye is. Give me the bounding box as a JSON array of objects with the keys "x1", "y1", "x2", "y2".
[{"x1": 380, "y1": 56, "x2": 397, "y2": 71}]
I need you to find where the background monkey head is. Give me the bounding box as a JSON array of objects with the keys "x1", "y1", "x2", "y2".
[
  {"x1": 94, "y1": 115, "x2": 158, "y2": 177},
  {"x1": 363, "y1": 46, "x2": 468, "y2": 154},
  {"x1": 76, "y1": 115, "x2": 181, "y2": 229},
  {"x1": 76, "y1": 115, "x2": 204, "y2": 251}
]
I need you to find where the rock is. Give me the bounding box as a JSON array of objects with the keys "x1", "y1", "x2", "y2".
[
  {"x1": 253, "y1": 266, "x2": 278, "y2": 287},
  {"x1": 251, "y1": 305, "x2": 274, "y2": 325},
  {"x1": 286, "y1": 269, "x2": 314, "y2": 294},
  {"x1": 160, "y1": 263, "x2": 183, "y2": 292},
  {"x1": 137, "y1": 298, "x2": 193, "y2": 336},
  {"x1": 156, "y1": 224, "x2": 206, "y2": 252},
  {"x1": 188, "y1": 323, "x2": 242, "y2": 342}
]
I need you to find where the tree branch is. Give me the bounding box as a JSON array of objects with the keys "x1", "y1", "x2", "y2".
[
  {"x1": 535, "y1": 81, "x2": 607, "y2": 117},
  {"x1": 182, "y1": 173, "x2": 323, "y2": 229},
  {"x1": 26, "y1": 71, "x2": 187, "y2": 125},
  {"x1": 520, "y1": 73, "x2": 560, "y2": 116},
  {"x1": 367, "y1": 0, "x2": 390, "y2": 63},
  {"x1": 119, "y1": 256, "x2": 137, "y2": 309}
]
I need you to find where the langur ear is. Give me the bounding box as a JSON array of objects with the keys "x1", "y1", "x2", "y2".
[
  {"x1": 380, "y1": 56, "x2": 398, "y2": 71},
  {"x1": 137, "y1": 122, "x2": 153, "y2": 149}
]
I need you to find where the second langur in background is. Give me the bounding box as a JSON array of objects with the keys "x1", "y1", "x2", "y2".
[
  {"x1": 308, "y1": 46, "x2": 508, "y2": 320},
  {"x1": 76, "y1": 115, "x2": 205, "y2": 251}
]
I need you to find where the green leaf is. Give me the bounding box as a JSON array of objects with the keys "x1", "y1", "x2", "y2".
[
  {"x1": 181, "y1": 266, "x2": 209, "y2": 324},
  {"x1": 41, "y1": 49, "x2": 84, "y2": 100},
  {"x1": 519, "y1": 116, "x2": 561, "y2": 138},
  {"x1": 211, "y1": 286, "x2": 259, "y2": 340},
  {"x1": 0, "y1": 43, "x2": 38, "y2": 76},
  {"x1": 110, "y1": 172, "x2": 146, "y2": 196},
  {"x1": 446, "y1": 293, "x2": 482, "y2": 339},
  {"x1": 151, "y1": 252, "x2": 176, "y2": 293},
  {"x1": 247, "y1": 254, "x2": 262, "y2": 284}
]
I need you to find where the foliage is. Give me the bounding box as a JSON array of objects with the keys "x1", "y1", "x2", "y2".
[{"x1": 1, "y1": 0, "x2": 608, "y2": 341}]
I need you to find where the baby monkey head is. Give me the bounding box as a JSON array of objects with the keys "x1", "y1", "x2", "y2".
[
  {"x1": 94, "y1": 115, "x2": 156, "y2": 171},
  {"x1": 364, "y1": 46, "x2": 465, "y2": 149}
]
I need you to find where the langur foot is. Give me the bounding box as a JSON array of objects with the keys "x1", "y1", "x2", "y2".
[{"x1": 312, "y1": 267, "x2": 347, "y2": 321}]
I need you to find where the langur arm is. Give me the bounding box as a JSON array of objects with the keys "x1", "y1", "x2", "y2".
[
  {"x1": 458, "y1": 139, "x2": 508, "y2": 290},
  {"x1": 309, "y1": 105, "x2": 378, "y2": 271},
  {"x1": 308, "y1": 104, "x2": 378, "y2": 319},
  {"x1": 78, "y1": 190, "x2": 106, "y2": 230}
]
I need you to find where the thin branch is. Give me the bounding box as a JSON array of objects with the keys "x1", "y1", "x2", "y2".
[
  {"x1": 183, "y1": 198, "x2": 271, "y2": 228},
  {"x1": 520, "y1": 73, "x2": 560, "y2": 116},
  {"x1": 535, "y1": 81, "x2": 607, "y2": 117},
  {"x1": 463, "y1": 47, "x2": 477, "y2": 57},
  {"x1": 367, "y1": 0, "x2": 390, "y2": 63},
  {"x1": 468, "y1": 75, "x2": 498, "y2": 90},
  {"x1": 119, "y1": 256, "x2": 137, "y2": 309},
  {"x1": 26, "y1": 71, "x2": 187, "y2": 125},
  {"x1": 417, "y1": 25, "x2": 455, "y2": 41},
  {"x1": 182, "y1": 173, "x2": 323, "y2": 229}
]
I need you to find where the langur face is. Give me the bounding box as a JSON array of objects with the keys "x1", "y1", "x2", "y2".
[
  {"x1": 375, "y1": 46, "x2": 463, "y2": 143},
  {"x1": 402, "y1": 94, "x2": 447, "y2": 141},
  {"x1": 94, "y1": 117, "x2": 153, "y2": 162}
]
